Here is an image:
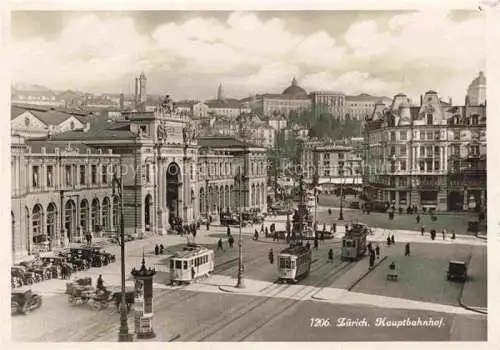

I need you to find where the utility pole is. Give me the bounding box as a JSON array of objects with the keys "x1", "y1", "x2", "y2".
[
  {"x1": 234, "y1": 166, "x2": 247, "y2": 288},
  {"x1": 113, "y1": 166, "x2": 133, "y2": 342}
]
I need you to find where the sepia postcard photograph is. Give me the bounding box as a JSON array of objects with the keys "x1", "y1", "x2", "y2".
[{"x1": 4, "y1": 0, "x2": 495, "y2": 346}]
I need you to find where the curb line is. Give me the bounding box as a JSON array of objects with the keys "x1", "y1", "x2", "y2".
[
  {"x1": 348, "y1": 256, "x2": 388, "y2": 291},
  {"x1": 218, "y1": 284, "x2": 270, "y2": 294},
  {"x1": 458, "y1": 253, "x2": 487, "y2": 315}
]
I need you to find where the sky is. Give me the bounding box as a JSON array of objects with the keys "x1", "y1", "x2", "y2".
[{"x1": 10, "y1": 10, "x2": 486, "y2": 104}]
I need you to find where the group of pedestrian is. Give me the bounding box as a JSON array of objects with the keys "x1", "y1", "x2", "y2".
[
  {"x1": 367, "y1": 241, "x2": 381, "y2": 268},
  {"x1": 386, "y1": 234, "x2": 395, "y2": 246},
  {"x1": 154, "y1": 244, "x2": 165, "y2": 255},
  {"x1": 420, "y1": 225, "x2": 456, "y2": 240},
  {"x1": 217, "y1": 235, "x2": 235, "y2": 252}
]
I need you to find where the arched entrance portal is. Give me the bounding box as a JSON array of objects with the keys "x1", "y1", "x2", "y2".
[
  {"x1": 145, "y1": 194, "x2": 152, "y2": 231},
  {"x1": 166, "y1": 162, "x2": 181, "y2": 222}
]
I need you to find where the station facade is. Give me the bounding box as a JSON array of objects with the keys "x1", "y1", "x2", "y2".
[{"x1": 11, "y1": 99, "x2": 267, "y2": 262}]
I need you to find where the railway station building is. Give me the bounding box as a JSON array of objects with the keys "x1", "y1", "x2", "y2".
[{"x1": 11, "y1": 98, "x2": 267, "y2": 263}]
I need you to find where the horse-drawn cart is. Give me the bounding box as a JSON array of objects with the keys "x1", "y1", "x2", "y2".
[
  {"x1": 66, "y1": 278, "x2": 112, "y2": 310},
  {"x1": 65, "y1": 277, "x2": 135, "y2": 311}
]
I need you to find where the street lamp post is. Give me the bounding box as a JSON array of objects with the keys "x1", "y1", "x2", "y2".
[
  {"x1": 339, "y1": 171, "x2": 344, "y2": 221},
  {"x1": 234, "y1": 169, "x2": 246, "y2": 289},
  {"x1": 112, "y1": 171, "x2": 133, "y2": 342}
]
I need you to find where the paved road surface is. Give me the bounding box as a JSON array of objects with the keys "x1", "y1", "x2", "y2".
[{"x1": 11, "y1": 222, "x2": 487, "y2": 342}]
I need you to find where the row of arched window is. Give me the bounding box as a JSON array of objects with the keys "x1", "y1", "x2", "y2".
[{"x1": 13, "y1": 196, "x2": 120, "y2": 245}]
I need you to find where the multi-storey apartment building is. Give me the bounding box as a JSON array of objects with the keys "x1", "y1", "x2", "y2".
[
  {"x1": 313, "y1": 141, "x2": 363, "y2": 193},
  {"x1": 363, "y1": 72, "x2": 486, "y2": 211}
]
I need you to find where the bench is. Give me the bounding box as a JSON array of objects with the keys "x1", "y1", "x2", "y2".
[{"x1": 386, "y1": 272, "x2": 398, "y2": 281}]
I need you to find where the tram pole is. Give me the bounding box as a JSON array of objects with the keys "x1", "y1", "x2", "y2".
[
  {"x1": 339, "y1": 172, "x2": 344, "y2": 221},
  {"x1": 314, "y1": 187, "x2": 318, "y2": 235},
  {"x1": 236, "y1": 171, "x2": 245, "y2": 289},
  {"x1": 113, "y1": 168, "x2": 132, "y2": 342}
]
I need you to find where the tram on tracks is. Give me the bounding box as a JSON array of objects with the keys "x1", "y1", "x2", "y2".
[
  {"x1": 277, "y1": 245, "x2": 312, "y2": 283},
  {"x1": 170, "y1": 244, "x2": 215, "y2": 285},
  {"x1": 341, "y1": 223, "x2": 369, "y2": 261}
]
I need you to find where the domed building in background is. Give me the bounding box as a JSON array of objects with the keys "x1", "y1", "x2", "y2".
[
  {"x1": 254, "y1": 77, "x2": 312, "y2": 117},
  {"x1": 282, "y1": 77, "x2": 308, "y2": 96},
  {"x1": 466, "y1": 71, "x2": 486, "y2": 106}
]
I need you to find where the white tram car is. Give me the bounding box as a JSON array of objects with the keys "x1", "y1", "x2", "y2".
[
  {"x1": 277, "y1": 246, "x2": 312, "y2": 283},
  {"x1": 341, "y1": 223, "x2": 368, "y2": 261},
  {"x1": 169, "y1": 244, "x2": 215, "y2": 285}
]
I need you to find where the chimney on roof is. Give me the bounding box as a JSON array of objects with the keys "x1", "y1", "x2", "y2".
[{"x1": 119, "y1": 93, "x2": 124, "y2": 110}]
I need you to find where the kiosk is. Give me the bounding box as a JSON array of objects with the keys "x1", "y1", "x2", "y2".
[{"x1": 131, "y1": 254, "x2": 156, "y2": 339}]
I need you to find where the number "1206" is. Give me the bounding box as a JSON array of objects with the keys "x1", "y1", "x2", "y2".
[{"x1": 310, "y1": 318, "x2": 331, "y2": 328}]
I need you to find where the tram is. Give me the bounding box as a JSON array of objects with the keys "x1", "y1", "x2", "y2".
[
  {"x1": 277, "y1": 245, "x2": 312, "y2": 283},
  {"x1": 169, "y1": 244, "x2": 215, "y2": 285},
  {"x1": 341, "y1": 223, "x2": 368, "y2": 261}
]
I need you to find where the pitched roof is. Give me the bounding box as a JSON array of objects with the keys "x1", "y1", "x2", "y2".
[
  {"x1": 11, "y1": 104, "x2": 90, "y2": 122},
  {"x1": 198, "y1": 135, "x2": 262, "y2": 149},
  {"x1": 205, "y1": 98, "x2": 244, "y2": 108},
  {"x1": 257, "y1": 93, "x2": 310, "y2": 101},
  {"x1": 175, "y1": 100, "x2": 201, "y2": 108},
  {"x1": 346, "y1": 94, "x2": 391, "y2": 102},
  {"x1": 25, "y1": 140, "x2": 100, "y2": 154},
  {"x1": 48, "y1": 116, "x2": 137, "y2": 141}
]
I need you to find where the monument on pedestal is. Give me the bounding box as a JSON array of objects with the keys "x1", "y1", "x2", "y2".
[{"x1": 131, "y1": 253, "x2": 157, "y2": 339}]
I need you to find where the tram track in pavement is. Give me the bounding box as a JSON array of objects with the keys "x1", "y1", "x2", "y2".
[
  {"x1": 178, "y1": 258, "x2": 353, "y2": 341},
  {"x1": 234, "y1": 261, "x2": 354, "y2": 341}
]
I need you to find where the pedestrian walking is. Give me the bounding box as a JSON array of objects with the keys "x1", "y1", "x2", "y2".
[
  {"x1": 405, "y1": 243, "x2": 410, "y2": 256},
  {"x1": 369, "y1": 253, "x2": 375, "y2": 269},
  {"x1": 442, "y1": 229, "x2": 446, "y2": 240},
  {"x1": 391, "y1": 234, "x2": 395, "y2": 245},
  {"x1": 367, "y1": 242, "x2": 373, "y2": 253},
  {"x1": 421, "y1": 225, "x2": 425, "y2": 236},
  {"x1": 268, "y1": 249, "x2": 274, "y2": 265},
  {"x1": 451, "y1": 231, "x2": 456, "y2": 240},
  {"x1": 227, "y1": 226, "x2": 231, "y2": 237},
  {"x1": 328, "y1": 248, "x2": 334, "y2": 263},
  {"x1": 228, "y1": 235, "x2": 234, "y2": 248},
  {"x1": 416, "y1": 215, "x2": 421, "y2": 224},
  {"x1": 375, "y1": 244, "x2": 380, "y2": 259},
  {"x1": 430, "y1": 229, "x2": 436, "y2": 240},
  {"x1": 217, "y1": 238, "x2": 224, "y2": 251},
  {"x1": 314, "y1": 238, "x2": 319, "y2": 250},
  {"x1": 96, "y1": 274, "x2": 104, "y2": 290},
  {"x1": 159, "y1": 244, "x2": 164, "y2": 254},
  {"x1": 191, "y1": 266, "x2": 196, "y2": 281},
  {"x1": 206, "y1": 222, "x2": 210, "y2": 231},
  {"x1": 387, "y1": 236, "x2": 391, "y2": 246},
  {"x1": 154, "y1": 244, "x2": 159, "y2": 255}
]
